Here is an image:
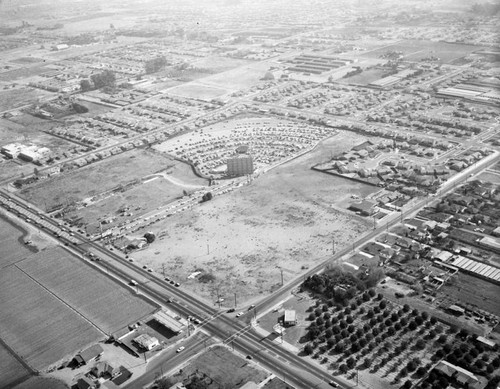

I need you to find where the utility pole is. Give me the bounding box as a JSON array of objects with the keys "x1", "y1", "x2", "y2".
[
  {"x1": 234, "y1": 292, "x2": 237, "y2": 308},
  {"x1": 373, "y1": 216, "x2": 376, "y2": 230},
  {"x1": 279, "y1": 268, "x2": 284, "y2": 286},
  {"x1": 332, "y1": 238, "x2": 335, "y2": 254},
  {"x1": 162, "y1": 263, "x2": 165, "y2": 278},
  {"x1": 207, "y1": 242, "x2": 210, "y2": 255}
]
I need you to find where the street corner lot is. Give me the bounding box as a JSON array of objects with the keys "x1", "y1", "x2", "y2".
[
  {"x1": 18, "y1": 148, "x2": 176, "y2": 211},
  {"x1": 132, "y1": 133, "x2": 373, "y2": 305},
  {"x1": 166, "y1": 345, "x2": 268, "y2": 388},
  {"x1": 259, "y1": 295, "x2": 314, "y2": 346}
]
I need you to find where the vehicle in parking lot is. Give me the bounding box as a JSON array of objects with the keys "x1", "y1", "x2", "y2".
[
  {"x1": 175, "y1": 282, "x2": 180, "y2": 287},
  {"x1": 176, "y1": 346, "x2": 185, "y2": 353}
]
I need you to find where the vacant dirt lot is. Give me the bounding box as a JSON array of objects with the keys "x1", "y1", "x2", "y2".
[
  {"x1": 168, "y1": 345, "x2": 268, "y2": 388},
  {"x1": 18, "y1": 148, "x2": 176, "y2": 211},
  {"x1": 132, "y1": 131, "x2": 375, "y2": 305}
]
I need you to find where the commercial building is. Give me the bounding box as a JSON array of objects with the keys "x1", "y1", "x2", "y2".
[
  {"x1": 132, "y1": 334, "x2": 159, "y2": 351},
  {"x1": 153, "y1": 311, "x2": 184, "y2": 334}
]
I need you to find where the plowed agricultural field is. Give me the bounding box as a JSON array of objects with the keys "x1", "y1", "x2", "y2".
[
  {"x1": 0, "y1": 342, "x2": 31, "y2": 389},
  {"x1": 17, "y1": 247, "x2": 158, "y2": 334},
  {"x1": 0, "y1": 266, "x2": 103, "y2": 371},
  {"x1": 0, "y1": 215, "x2": 34, "y2": 269}
]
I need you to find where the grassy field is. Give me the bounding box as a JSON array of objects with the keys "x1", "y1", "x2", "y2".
[
  {"x1": 18, "y1": 149, "x2": 175, "y2": 211},
  {"x1": 0, "y1": 265, "x2": 103, "y2": 371},
  {"x1": 0, "y1": 215, "x2": 34, "y2": 269},
  {"x1": 477, "y1": 171, "x2": 500, "y2": 184},
  {"x1": 167, "y1": 82, "x2": 229, "y2": 100},
  {"x1": 190, "y1": 56, "x2": 252, "y2": 73},
  {"x1": 0, "y1": 343, "x2": 31, "y2": 389},
  {"x1": 67, "y1": 160, "x2": 207, "y2": 230},
  {"x1": 18, "y1": 247, "x2": 158, "y2": 334},
  {"x1": 361, "y1": 40, "x2": 482, "y2": 64},
  {"x1": 0, "y1": 87, "x2": 53, "y2": 112},
  {"x1": 198, "y1": 61, "x2": 270, "y2": 91},
  {"x1": 171, "y1": 345, "x2": 268, "y2": 388}
]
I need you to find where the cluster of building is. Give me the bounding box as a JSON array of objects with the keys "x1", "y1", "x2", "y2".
[
  {"x1": 1, "y1": 143, "x2": 51, "y2": 165},
  {"x1": 72, "y1": 344, "x2": 127, "y2": 389},
  {"x1": 168, "y1": 119, "x2": 335, "y2": 178},
  {"x1": 315, "y1": 139, "x2": 458, "y2": 197},
  {"x1": 369, "y1": 68, "x2": 421, "y2": 88},
  {"x1": 253, "y1": 80, "x2": 317, "y2": 103},
  {"x1": 323, "y1": 86, "x2": 393, "y2": 116},
  {"x1": 438, "y1": 79, "x2": 500, "y2": 106},
  {"x1": 285, "y1": 54, "x2": 351, "y2": 74}
]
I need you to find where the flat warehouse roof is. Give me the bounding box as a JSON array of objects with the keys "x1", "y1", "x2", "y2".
[{"x1": 153, "y1": 311, "x2": 184, "y2": 333}]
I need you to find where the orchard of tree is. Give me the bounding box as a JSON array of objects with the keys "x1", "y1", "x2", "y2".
[{"x1": 145, "y1": 56, "x2": 168, "y2": 74}]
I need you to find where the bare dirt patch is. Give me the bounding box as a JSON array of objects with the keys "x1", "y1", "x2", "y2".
[{"x1": 132, "y1": 132, "x2": 375, "y2": 305}]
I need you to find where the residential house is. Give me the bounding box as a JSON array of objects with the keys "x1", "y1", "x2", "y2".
[
  {"x1": 434, "y1": 361, "x2": 479, "y2": 387},
  {"x1": 74, "y1": 344, "x2": 103, "y2": 366},
  {"x1": 76, "y1": 377, "x2": 96, "y2": 389}
]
